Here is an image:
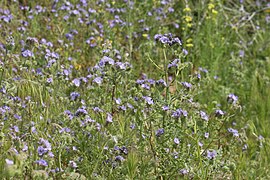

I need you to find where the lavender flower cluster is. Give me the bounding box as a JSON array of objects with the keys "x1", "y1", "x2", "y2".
[{"x1": 154, "y1": 33, "x2": 182, "y2": 46}]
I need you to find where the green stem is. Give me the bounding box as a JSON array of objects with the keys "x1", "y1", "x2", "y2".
[
  {"x1": 163, "y1": 48, "x2": 169, "y2": 128},
  {"x1": 0, "y1": 49, "x2": 8, "y2": 88}
]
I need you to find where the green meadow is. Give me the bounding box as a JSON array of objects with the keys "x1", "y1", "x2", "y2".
[{"x1": 0, "y1": 0, "x2": 269, "y2": 179}]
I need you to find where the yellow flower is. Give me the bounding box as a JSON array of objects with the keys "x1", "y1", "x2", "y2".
[
  {"x1": 142, "y1": 34, "x2": 148, "y2": 38},
  {"x1": 187, "y1": 23, "x2": 192, "y2": 27},
  {"x1": 184, "y1": 16, "x2": 192, "y2": 22},
  {"x1": 187, "y1": 38, "x2": 192, "y2": 43},
  {"x1": 184, "y1": 7, "x2": 191, "y2": 12},
  {"x1": 186, "y1": 43, "x2": 193, "y2": 47},
  {"x1": 212, "y1": 9, "x2": 218, "y2": 15},
  {"x1": 74, "y1": 63, "x2": 82, "y2": 70},
  {"x1": 208, "y1": 3, "x2": 215, "y2": 10}
]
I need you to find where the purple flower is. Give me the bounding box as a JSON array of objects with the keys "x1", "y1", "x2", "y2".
[
  {"x1": 86, "y1": 36, "x2": 97, "y2": 47},
  {"x1": 5, "y1": 159, "x2": 14, "y2": 165},
  {"x1": 200, "y1": 111, "x2": 209, "y2": 121},
  {"x1": 21, "y1": 49, "x2": 34, "y2": 57},
  {"x1": 154, "y1": 34, "x2": 162, "y2": 41},
  {"x1": 227, "y1": 94, "x2": 238, "y2": 104},
  {"x1": 228, "y1": 128, "x2": 239, "y2": 137},
  {"x1": 119, "y1": 105, "x2": 127, "y2": 111},
  {"x1": 14, "y1": 114, "x2": 21, "y2": 120},
  {"x1": 179, "y1": 168, "x2": 189, "y2": 175},
  {"x1": 215, "y1": 109, "x2": 225, "y2": 117},
  {"x1": 47, "y1": 78, "x2": 53, "y2": 83},
  {"x1": 115, "y1": 62, "x2": 131, "y2": 70},
  {"x1": 174, "y1": 138, "x2": 180, "y2": 145},
  {"x1": 168, "y1": 59, "x2": 180, "y2": 68},
  {"x1": 48, "y1": 151, "x2": 54, "y2": 158},
  {"x1": 156, "y1": 79, "x2": 167, "y2": 87},
  {"x1": 120, "y1": 146, "x2": 128, "y2": 155},
  {"x1": 72, "y1": 78, "x2": 80, "y2": 87},
  {"x1": 239, "y1": 50, "x2": 244, "y2": 57},
  {"x1": 258, "y1": 135, "x2": 264, "y2": 140},
  {"x1": 115, "y1": 155, "x2": 125, "y2": 162},
  {"x1": 266, "y1": 15, "x2": 270, "y2": 24},
  {"x1": 75, "y1": 107, "x2": 88, "y2": 116},
  {"x1": 162, "y1": 106, "x2": 169, "y2": 111},
  {"x1": 35, "y1": 159, "x2": 48, "y2": 166},
  {"x1": 22, "y1": 144, "x2": 28, "y2": 152},
  {"x1": 70, "y1": 92, "x2": 80, "y2": 101},
  {"x1": 65, "y1": 33, "x2": 73, "y2": 40},
  {"x1": 242, "y1": 144, "x2": 248, "y2": 151},
  {"x1": 93, "y1": 77, "x2": 103, "y2": 84},
  {"x1": 38, "y1": 146, "x2": 48, "y2": 156},
  {"x1": 141, "y1": 83, "x2": 150, "y2": 90},
  {"x1": 172, "y1": 109, "x2": 188, "y2": 118},
  {"x1": 136, "y1": 79, "x2": 144, "y2": 85},
  {"x1": 154, "y1": 33, "x2": 182, "y2": 46},
  {"x1": 59, "y1": 127, "x2": 71, "y2": 133},
  {"x1": 156, "y1": 128, "x2": 164, "y2": 137},
  {"x1": 115, "y1": 98, "x2": 121, "y2": 105},
  {"x1": 39, "y1": 138, "x2": 52, "y2": 151},
  {"x1": 181, "y1": 82, "x2": 192, "y2": 89},
  {"x1": 93, "y1": 107, "x2": 103, "y2": 112},
  {"x1": 199, "y1": 67, "x2": 209, "y2": 73},
  {"x1": 130, "y1": 124, "x2": 135, "y2": 129},
  {"x1": 106, "y1": 113, "x2": 113, "y2": 123},
  {"x1": 159, "y1": 36, "x2": 169, "y2": 44},
  {"x1": 207, "y1": 150, "x2": 217, "y2": 159},
  {"x1": 69, "y1": 161, "x2": 78, "y2": 168},
  {"x1": 205, "y1": 132, "x2": 209, "y2": 139},
  {"x1": 182, "y1": 48, "x2": 188, "y2": 55},
  {"x1": 143, "y1": 96, "x2": 154, "y2": 105},
  {"x1": 99, "y1": 56, "x2": 115, "y2": 66}
]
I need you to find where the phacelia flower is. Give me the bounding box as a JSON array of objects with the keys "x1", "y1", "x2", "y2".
[
  {"x1": 154, "y1": 33, "x2": 182, "y2": 46},
  {"x1": 75, "y1": 107, "x2": 88, "y2": 116},
  {"x1": 21, "y1": 49, "x2": 34, "y2": 57},
  {"x1": 179, "y1": 168, "x2": 189, "y2": 175},
  {"x1": 172, "y1": 109, "x2": 188, "y2": 118},
  {"x1": 215, "y1": 109, "x2": 225, "y2": 117},
  {"x1": 168, "y1": 59, "x2": 180, "y2": 69},
  {"x1": 72, "y1": 78, "x2": 80, "y2": 87},
  {"x1": 69, "y1": 161, "x2": 78, "y2": 168},
  {"x1": 181, "y1": 82, "x2": 192, "y2": 89},
  {"x1": 70, "y1": 92, "x2": 80, "y2": 101},
  {"x1": 228, "y1": 128, "x2": 239, "y2": 137},
  {"x1": 207, "y1": 150, "x2": 217, "y2": 159},
  {"x1": 106, "y1": 113, "x2": 113, "y2": 123},
  {"x1": 174, "y1": 138, "x2": 180, "y2": 145},
  {"x1": 115, "y1": 155, "x2": 125, "y2": 162},
  {"x1": 200, "y1": 111, "x2": 209, "y2": 121},
  {"x1": 143, "y1": 96, "x2": 154, "y2": 105},
  {"x1": 35, "y1": 159, "x2": 48, "y2": 166},
  {"x1": 162, "y1": 106, "x2": 169, "y2": 111},
  {"x1": 227, "y1": 94, "x2": 238, "y2": 104},
  {"x1": 93, "y1": 77, "x2": 103, "y2": 84},
  {"x1": 156, "y1": 128, "x2": 164, "y2": 137},
  {"x1": 5, "y1": 159, "x2": 14, "y2": 165}
]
